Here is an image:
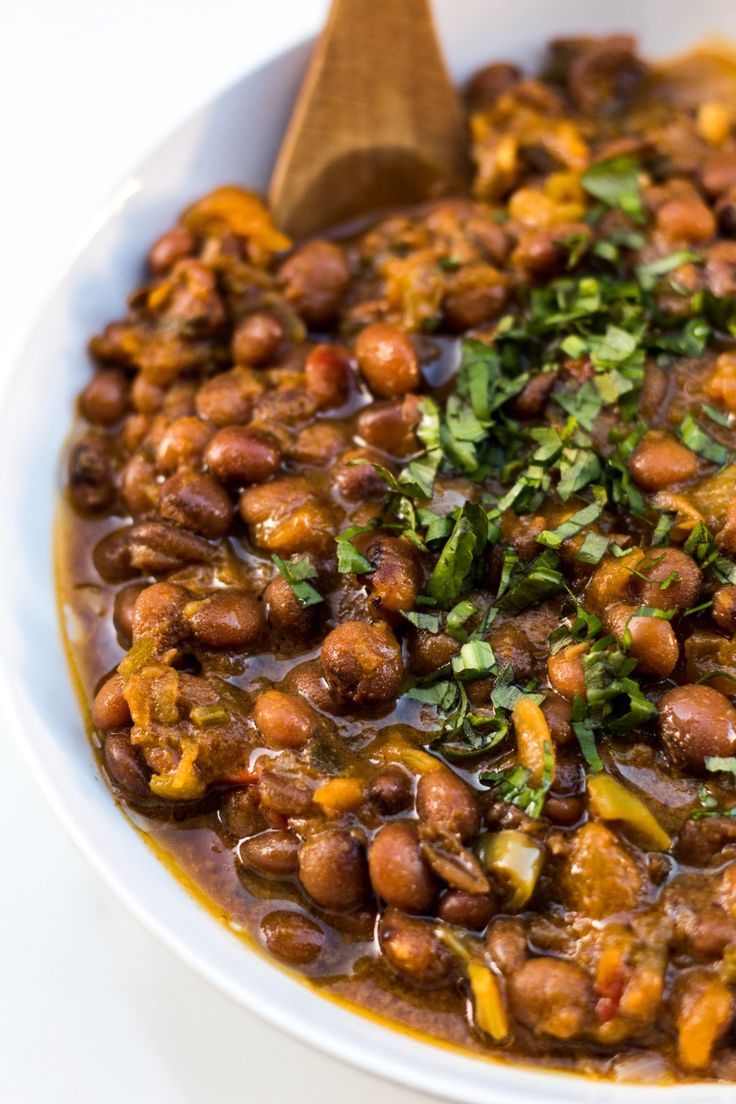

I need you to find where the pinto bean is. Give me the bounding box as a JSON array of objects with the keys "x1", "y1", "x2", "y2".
[
  {"x1": 92, "y1": 673, "x2": 132, "y2": 730},
  {"x1": 702, "y1": 152, "x2": 736, "y2": 197},
  {"x1": 541, "y1": 693, "x2": 573, "y2": 744},
  {"x1": 68, "y1": 438, "x2": 116, "y2": 514},
  {"x1": 465, "y1": 62, "x2": 520, "y2": 110},
  {"x1": 367, "y1": 766, "x2": 413, "y2": 814},
  {"x1": 264, "y1": 572, "x2": 316, "y2": 638},
  {"x1": 356, "y1": 396, "x2": 422, "y2": 457},
  {"x1": 359, "y1": 534, "x2": 422, "y2": 615},
  {"x1": 128, "y1": 521, "x2": 215, "y2": 573},
  {"x1": 185, "y1": 590, "x2": 265, "y2": 649},
  {"x1": 257, "y1": 770, "x2": 314, "y2": 816},
  {"x1": 103, "y1": 732, "x2": 150, "y2": 799},
  {"x1": 278, "y1": 240, "x2": 351, "y2": 326},
  {"x1": 511, "y1": 224, "x2": 591, "y2": 275},
  {"x1": 240, "y1": 477, "x2": 335, "y2": 556},
  {"x1": 147, "y1": 226, "x2": 196, "y2": 273},
  {"x1": 80, "y1": 369, "x2": 129, "y2": 426},
  {"x1": 378, "y1": 908, "x2": 456, "y2": 987},
  {"x1": 659, "y1": 684, "x2": 736, "y2": 772},
  {"x1": 292, "y1": 423, "x2": 347, "y2": 465},
  {"x1": 195, "y1": 367, "x2": 264, "y2": 426},
  {"x1": 605, "y1": 602, "x2": 679, "y2": 677},
  {"x1": 132, "y1": 581, "x2": 190, "y2": 646},
  {"x1": 409, "y1": 629, "x2": 460, "y2": 676},
  {"x1": 93, "y1": 527, "x2": 136, "y2": 583},
  {"x1": 158, "y1": 470, "x2": 232, "y2": 538},
  {"x1": 657, "y1": 196, "x2": 717, "y2": 243},
  {"x1": 547, "y1": 644, "x2": 587, "y2": 700},
  {"x1": 416, "y1": 769, "x2": 479, "y2": 841},
  {"x1": 284, "y1": 659, "x2": 343, "y2": 715},
  {"x1": 676, "y1": 815, "x2": 736, "y2": 865},
  {"x1": 628, "y1": 431, "x2": 699, "y2": 491},
  {"x1": 304, "y1": 344, "x2": 351, "y2": 408},
  {"x1": 714, "y1": 586, "x2": 736, "y2": 633},
  {"x1": 113, "y1": 582, "x2": 148, "y2": 646},
  {"x1": 260, "y1": 910, "x2": 324, "y2": 965},
  {"x1": 219, "y1": 787, "x2": 266, "y2": 838},
  {"x1": 121, "y1": 454, "x2": 159, "y2": 518},
  {"x1": 355, "y1": 323, "x2": 421, "y2": 398},
  {"x1": 299, "y1": 830, "x2": 370, "y2": 911},
  {"x1": 254, "y1": 690, "x2": 318, "y2": 749},
  {"x1": 489, "y1": 623, "x2": 534, "y2": 683},
  {"x1": 486, "y1": 917, "x2": 527, "y2": 974},
  {"x1": 204, "y1": 426, "x2": 281, "y2": 484},
  {"x1": 321, "y1": 621, "x2": 403, "y2": 708},
  {"x1": 628, "y1": 548, "x2": 702, "y2": 612},
  {"x1": 508, "y1": 958, "x2": 593, "y2": 1040},
  {"x1": 155, "y1": 416, "x2": 212, "y2": 473},
  {"x1": 438, "y1": 889, "x2": 498, "y2": 930},
  {"x1": 368, "y1": 821, "x2": 438, "y2": 913},
  {"x1": 332, "y1": 447, "x2": 390, "y2": 500},
  {"x1": 239, "y1": 829, "x2": 300, "y2": 876},
  {"x1": 231, "y1": 312, "x2": 284, "y2": 366}
]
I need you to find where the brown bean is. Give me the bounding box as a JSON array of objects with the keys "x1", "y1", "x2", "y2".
[
  {"x1": 321, "y1": 621, "x2": 403, "y2": 708},
  {"x1": 368, "y1": 821, "x2": 438, "y2": 913},
  {"x1": 278, "y1": 241, "x2": 350, "y2": 326},
  {"x1": 359, "y1": 534, "x2": 422, "y2": 616},
  {"x1": 132, "y1": 581, "x2": 190, "y2": 646},
  {"x1": 257, "y1": 770, "x2": 314, "y2": 816},
  {"x1": 629, "y1": 431, "x2": 699, "y2": 491},
  {"x1": 147, "y1": 226, "x2": 196, "y2": 273},
  {"x1": 367, "y1": 766, "x2": 413, "y2": 814},
  {"x1": 605, "y1": 602, "x2": 679, "y2": 677},
  {"x1": 68, "y1": 438, "x2": 116, "y2": 514},
  {"x1": 547, "y1": 644, "x2": 587, "y2": 700},
  {"x1": 219, "y1": 787, "x2": 266, "y2": 839},
  {"x1": 239, "y1": 477, "x2": 335, "y2": 556},
  {"x1": 657, "y1": 196, "x2": 716, "y2": 242},
  {"x1": 438, "y1": 889, "x2": 498, "y2": 930},
  {"x1": 92, "y1": 674, "x2": 131, "y2": 730},
  {"x1": 567, "y1": 35, "x2": 646, "y2": 111},
  {"x1": 420, "y1": 830, "x2": 490, "y2": 894},
  {"x1": 702, "y1": 152, "x2": 736, "y2": 197},
  {"x1": 508, "y1": 958, "x2": 593, "y2": 1040},
  {"x1": 158, "y1": 470, "x2": 232, "y2": 538},
  {"x1": 231, "y1": 312, "x2": 284, "y2": 366},
  {"x1": 239, "y1": 829, "x2": 300, "y2": 876},
  {"x1": 80, "y1": 369, "x2": 129, "y2": 426},
  {"x1": 443, "y1": 265, "x2": 508, "y2": 330},
  {"x1": 304, "y1": 344, "x2": 351, "y2": 408},
  {"x1": 260, "y1": 909, "x2": 324, "y2": 965},
  {"x1": 155, "y1": 416, "x2": 212, "y2": 473},
  {"x1": 541, "y1": 692, "x2": 573, "y2": 744},
  {"x1": 195, "y1": 367, "x2": 264, "y2": 426},
  {"x1": 510, "y1": 372, "x2": 556, "y2": 418},
  {"x1": 186, "y1": 590, "x2": 265, "y2": 649},
  {"x1": 676, "y1": 815, "x2": 736, "y2": 865},
  {"x1": 408, "y1": 630, "x2": 460, "y2": 676},
  {"x1": 93, "y1": 527, "x2": 136, "y2": 583},
  {"x1": 628, "y1": 547, "x2": 702, "y2": 612},
  {"x1": 465, "y1": 61, "x2": 520, "y2": 110},
  {"x1": 543, "y1": 794, "x2": 584, "y2": 826},
  {"x1": 511, "y1": 223, "x2": 591, "y2": 275},
  {"x1": 685, "y1": 905, "x2": 736, "y2": 958},
  {"x1": 292, "y1": 423, "x2": 347, "y2": 464},
  {"x1": 254, "y1": 690, "x2": 318, "y2": 749},
  {"x1": 128, "y1": 521, "x2": 215, "y2": 573},
  {"x1": 357, "y1": 396, "x2": 422, "y2": 457},
  {"x1": 355, "y1": 323, "x2": 420, "y2": 398},
  {"x1": 113, "y1": 582, "x2": 148, "y2": 646},
  {"x1": 284, "y1": 659, "x2": 343, "y2": 715},
  {"x1": 204, "y1": 426, "x2": 281, "y2": 484},
  {"x1": 488, "y1": 623, "x2": 534, "y2": 683},
  {"x1": 332, "y1": 447, "x2": 390, "y2": 500},
  {"x1": 416, "y1": 769, "x2": 479, "y2": 841},
  {"x1": 103, "y1": 732, "x2": 150, "y2": 799},
  {"x1": 659, "y1": 684, "x2": 736, "y2": 772},
  {"x1": 264, "y1": 572, "x2": 315, "y2": 638},
  {"x1": 298, "y1": 829, "x2": 370, "y2": 911},
  {"x1": 121, "y1": 454, "x2": 159, "y2": 518},
  {"x1": 714, "y1": 586, "x2": 736, "y2": 633},
  {"x1": 378, "y1": 908, "x2": 456, "y2": 987},
  {"x1": 486, "y1": 917, "x2": 527, "y2": 974}
]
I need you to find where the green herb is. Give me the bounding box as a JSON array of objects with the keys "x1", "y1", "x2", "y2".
[
  {"x1": 271, "y1": 554, "x2": 323, "y2": 606},
  {"x1": 581, "y1": 156, "x2": 645, "y2": 223},
  {"x1": 446, "y1": 599, "x2": 477, "y2": 642},
  {"x1": 401, "y1": 609, "x2": 441, "y2": 633},
  {"x1": 426, "y1": 503, "x2": 489, "y2": 608},
  {"x1": 636, "y1": 251, "x2": 703, "y2": 290},
  {"x1": 496, "y1": 549, "x2": 566, "y2": 612},
  {"x1": 703, "y1": 403, "x2": 732, "y2": 429},
  {"x1": 684, "y1": 522, "x2": 736, "y2": 585},
  {"x1": 452, "y1": 640, "x2": 496, "y2": 679},
  {"x1": 535, "y1": 487, "x2": 606, "y2": 550},
  {"x1": 335, "y1": 527, "x2": 373, "y2": 575},
  {"x1": 705, "y1": 756, "x2": 736, "y2": 777},
  {"x1": 679, "y1": 412, "x2": 731, "y2": 466},
  {"x1": 573, "y1": 722, "x2": 604, "y2": 773},
  {"x1": 576, "y1": 530, "x2": 610, "y2": 565},
  {"x1": 479, "y1": 743, "x2": 554, "y2": 818}
]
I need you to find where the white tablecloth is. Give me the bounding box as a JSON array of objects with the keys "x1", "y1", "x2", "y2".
[{"x1": 0, "y1": 4, "x2": 430, "y2": 1100}]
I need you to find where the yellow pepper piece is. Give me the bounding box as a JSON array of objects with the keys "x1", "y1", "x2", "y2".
[
  {"x1": 182, "y1": 186, "x2": 291, "y2": 252},
  {"x1": 512, "y1": 698, "x2": 555, "y2": 787},
  {"x1": 587, "y1": 773, "x2": 671, "y2": 852},
  {"x1": 382, "y1": 738, "x2": 439, "y2": 775},
  {"x1": 149, "y1": 739, "x2": 205, "y2": 801},
  {"x1": 313, "y1": 777, "x2": 364, "y2": 816},
  {"x1": 477, "y1": 829, "x2": 544, "y2": 911},
  {"x1": 468, "y1": 961, "x2": 509, "y2": 1041},
  {"x1": 697, "y1": 102, "x2": 732, "y2": 146}
]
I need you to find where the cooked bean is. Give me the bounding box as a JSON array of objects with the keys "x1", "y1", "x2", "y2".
[
  {"x1": 257, "y1": 770, "x2": 314, "y2": 816},
  {"x1": 68, "y1": 438, "x2": 116, "y2": 514},
  {"x1": 240, "y1": 477, "x2": 335, "y2": 556},
  {"x1": 158, "y1": 470, "x2": 232, "y2": 538},
  {"x1": 657, "y1": 196, "x2": 716, "y2": 242},
  {"x1": 155, "y1": 416, "x2": 212, "y2": 473},
  {"x1": 628, "y1": 431, "x2": 699, "y2": 491},
  {"x1": 359, "y1": 534, "x2": 422, "y2": 616},
  {"x1": 605, "y1": 602, "x2": 679, "y2": 677},
  {"x1": 231, "y1": 312, "x2": 284, "y2": 366},
  {"x1": 219, "y1": 787, "x2": 266, "y2": 838},
  {"x1": 304, "y1": 344, "x2": 351, "y2": 408},
  {"x1": 92, "y1": 673, "x2": 131, "y2": 730},
  {"x1": 299, "y1": 830, "x2": 370, "y2": 911},
  {"x1": 264, "y1": 572, "x2": 315, "y2": 638},
  {"x1": 93, "y1": 526, "x2": 136, "y2": 583},
  {"x1": 239, "y1": 829, "x2": 300, "y2": 876},
  {"x1": 510, "y1": 371, "x2": 556, "y2": 418},
  {"x1": 628, "y1": 548, "x2": 702, "y2": 612},
  {"x1": 131, "y1": 376, "x2": 165, "y2": 414},
  {"x1": 378, "y1": 908, "x2": 456, "y2": 987},
  {"x1": 547, "y1": 644, "x2": 587, "y2": 700},
  {"x1": 80, "y1": 369, "x2": 129, "y2": 426},
  {"x1": 438, "y1": 889, "x2": 498, "y2": 930},
  {"x1": 291, "y1": 422, "x2": 347, "y2": 464},
  {"x1": 702, "y1": 152, "x2": 736, "y2": 197},
  {"x1": 147, "y1": 226, "x2": 196, "y2": 273},
  {"x1": 676, "y1": 815, "x2": 736, "y2": 865},
  {"x1": 465, "y1": 62, "x2": 520, "y2": 110},
  {"x1": 508, "y1": 958, "x2": 593, "y2": 1040},
  {"x1": 486, "y1": 917, "x2": 527, "y2": 974},
  {"x1": 420, "y1": 829, "x2": 490, "y2": 894},
  {"x1": 278, "y1": 240, "x2": 351, "y2": 326},
  {"x1": 713, "y1": 586, "x2": 736, "y2": 633},
  {"x1": 409, "y1": 629, "x2": 460, "y2": 676},
  {"x1": 367, "y1": 766, "x2": 413, "y2": 814},
  {"x1": 332, "y1": 447, "x2": 390, "y2": 500},
  {"x1": 659, "y1": 684, "x2": 736, "y2": 772},
  {"x1": 321, "y1": 621, "x2": 403, "y2": 708},
  {"x1": 260, "y1": 909, "x2": 324, "y2": 965},
  {"x1": 132, "y1": 581, "x2": 190, "y2": 646},
  {"x1": 186, "y1": 590, "x2": 265, "y2": 649},
  {"x1": 113, "y1": 582, "x2": 148, "y2": 645},
  {"x1": 543, "y1": 794, "x2": 584, "y2": 825},
  {"x1": 562, "y1": 821, "x2": 641, "y2": 918},
  {"x1": 356, "y1": 396, "x2": 421, "y2": 457},
  {"x1": 128, "y1": 521, "x2": 215, "y2": 573},
  {"x1": 355, "y1": 323, "x2": 420, "y2": 398},
  {"x1": 103, "y1": 732, "x2": 150, "y2": 799},
  {"x1": 195, "y1": 367, "x2": 264, "y2": 426},
  {"x1": 684, "y1": 905, "x2": 736, "y2": 958},
  {"x1": 368, "y1": 821, "x2": 438, "y2": 913},
  {"x1": 511, "y1": 223, "x2": 591, "y2": 275},
  {"x1": 416, "y1": 769, "x2": 479, "y2": 841},
  {"x1": 284, "y1": 659, "x2": 343, "y2": 715},
  {"x1": 254, "y1": 690, "x2": 318, "y2": 749},
  {"x1": 121, "y1": 454, "x2": 159, "y2": 518},
  {"x1": 541, "y1": 693, "x2": 574, "y2": 744},
  {"x1": 204, "y1": 426, "x2": 281, "y2": 484},
  {"x1": 489, "y1": 623, "x2": 534, "y2": 683}
]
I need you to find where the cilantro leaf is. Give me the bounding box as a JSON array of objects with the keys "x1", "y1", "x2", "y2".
[{"x1": 271, "y1": 555, "x2": 323, "y2": 607}]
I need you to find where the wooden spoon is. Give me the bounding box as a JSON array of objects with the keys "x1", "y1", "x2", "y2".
[{"x1": 269, "y1": 0, "x2": 470, "y2": 239}]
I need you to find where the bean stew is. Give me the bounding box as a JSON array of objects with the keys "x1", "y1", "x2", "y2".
[{"x1": 59, "y1": 37, "x2": 736, "y2": 1082}]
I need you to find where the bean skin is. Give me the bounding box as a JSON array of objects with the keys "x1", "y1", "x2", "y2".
[
  {"x1": 368, "y1": 821, "x2": 438, "y2": 913},
  {"x1": 204, "y1": 426, "x2": 281, "y2": 485},
  {"x1": 378, "y1": 908, "x2": 456, "y2": 987},
  {"x1": 628, "y1": 431, "x2": 698, "y2": 491},
  {"x1": 185, "y1": 590, "x2": 265, "y2": 649},
  {"x1": 92, "y1": 674, "x2": 131, "y2": 730},
  {"x1": 714, "y1": 586, "x2": 736, "y2": 633},
  {"x1": 132, "y1": 581, "x2": 190, "y2": 647},
  {"x1": 147, "y1": 226, "x2": 196, "y2": 273},
  {"x1": 264, "y1": 573, "x2": 315, "y2": 638},
  {"x1": 298, "y1": 830, "x2": 371, "y2": 911},
  {"x1": 628, "y1": 548, "x2": 702, "y2": 612},
  {"x1": 659, "y1": 684, "x2": 736, "y2": 772},
  {"x1": 367, "y1": 766, "x2": 413, "y2": 814},
  {"x1": 416, "y1": 770, "x2": 479, "y2": 841},
  {"x1": 158, "y1": 470, "x2": 233, "y2": 539},
  {"x1": 508, "y1": 958, "x2": 593, "y2": 1040},
  {"x1": 605, "y1": 602, "x2": 679, "y2": 678},
  {"x1": 278, "y1": 241, "x2": 351, "y2": 326},
  {"x1": 260, "y1": 910, "x2": 324, "y2": 965},
  {"x1": 321, "y1": 621, "x2": 403, "y2": 708},
  {"x1": 128, "y1": 521, "x2": 215, "y2": 573},
  {"x1": 155, "y1": 416, "x2": 212, "y2": 473},
  {"x1": 93, "y1": 527, "x2": 137, "y2": 583},
  {"x1": 304, "y1": 344, "x2": 351, "y2": 408},
  {"x1": 438, "y1": 890, "x2": 498, "y2": 930},
  {"x1": 355, "y1": 323, "x2": 421, "y2": 398},
  {"x1": 103, "y1": 732, "x2": 150, "y2": 799},
  {"x1": 257, "y1": 771, "x2": 314, "y2": 817},
  {"x1": 231, "y1": 312, "x2": 284, "y2": 366},
  {"x1": 80, "y1": 369, "x2": 129, "y2": 426},
  {"x1": 254, "y1": 690, "x2": 318, "y2": 749},
  {"x1": 113, "y1": 582, "x2": 148, "y2": 646},
  {"x1": 239, "y1": 830, "x2": 300, "y2": 876},
  {"x1": 68, "y1": 438, "x2": 116, "y2": 514}
]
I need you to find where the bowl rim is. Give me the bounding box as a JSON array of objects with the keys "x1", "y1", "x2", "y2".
[{"x1": 1, "y1": 27, "x2": 734, "y2": 1104}]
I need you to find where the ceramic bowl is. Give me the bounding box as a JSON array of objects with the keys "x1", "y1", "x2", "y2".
[{"x1": 3, "y1": 1, "x2": 736, "y2": 1099}]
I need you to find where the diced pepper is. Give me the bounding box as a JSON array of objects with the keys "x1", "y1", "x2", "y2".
[
  {"x1": 587, "y1": 773, "x2": 671, "y2": 851},
  {"x1": 468, "y1": 960, "x2": 509, "y2": 1041},
  {"x1": 313, "y1": 777, "x2": 364, "y2": 815},
  {"x1": 477, "y1": 829, "x2": 544, "y2": 910}
]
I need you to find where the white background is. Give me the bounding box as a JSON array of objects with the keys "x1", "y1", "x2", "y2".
[{"x1": 0, "y1": 3, "x2": 431, "y2": 1101}]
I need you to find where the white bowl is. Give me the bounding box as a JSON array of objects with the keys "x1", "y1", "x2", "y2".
[{"x1": 4, "y1": 2, "x2": 736, "y2": 1100}]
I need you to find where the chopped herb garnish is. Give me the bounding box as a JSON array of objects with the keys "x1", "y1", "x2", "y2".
[
  {"x1": 679, "y1": 412, "x2": 731, "y2": 466},
  {"x1": 272, "y1": 554, "x2": 324, "y2": 606},
  {"x1": 581, "y1": 155, "x2": 645, "y2": 223}
]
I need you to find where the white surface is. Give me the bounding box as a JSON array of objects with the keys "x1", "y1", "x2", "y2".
[{"x1": 0, "y1": 3, "x2": 422, "y2": 1102}]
